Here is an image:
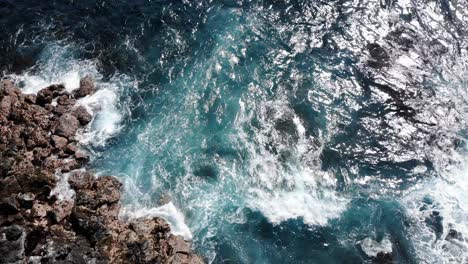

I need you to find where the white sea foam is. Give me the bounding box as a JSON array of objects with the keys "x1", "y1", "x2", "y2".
[
  {"x1": 360, "y1": 237, "x2": 393, "y2": 257},
  {"x1": 125, "y1": 202, "x2": 193, "y2": 240},
  {"x1": 7, "y1": 43, "x2": 131, "y2": 147},
  {"x1": 401, "y1": 158, "x2": 468, "y2": 263},
  {"x1": 234, "y1": 96, "x2": 348, "y2": 226},
  {"x1": 250, "y1": 183, "x2": 348, "y2": 226}
]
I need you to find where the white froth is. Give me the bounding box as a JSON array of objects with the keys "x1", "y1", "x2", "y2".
[
  {"x1": 360, "y1": 237, "x2": 392, "y2": 257},
  {"x1": 234, "y1": 98, "x2": 348, "y2": 226},
  {"x1": 76, "y1": 86, "x2": 124, "y2": 146},
  {"x1": 251, "y1": 186, "x2": 348, "y2": 226},
  {"x1": 401, "y1": 159, "x2": 468, "y2": 263},
  {"x1": 126, "y1": 202, "x2": 193, "y2": 240}
]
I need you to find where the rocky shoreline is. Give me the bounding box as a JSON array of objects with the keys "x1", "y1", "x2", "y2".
[{"x1": 0, "y1": 78, "x2": 203, "y2": 264}]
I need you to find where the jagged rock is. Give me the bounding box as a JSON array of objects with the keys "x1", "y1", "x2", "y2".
[
  {"x1": 60, "y1": 159, "x2": 80, "y2": 173},
  {"x1": 0, "y1": 225, "x2": 25, "y2": 264},
  {"x1": 51, "y1": 135, "x2": 68, "y2": 150},
  {"x1": 72, "y1": 105, "x2": 92, "y2": 125},
  {"x1": 24, "y1": 94, "x2": 36, "y2": 104},
  {"x1": 57, "y1": 95, "x2": 76, "y2": 106},
  {"x1": 32, "y1": 147, "x2": 52, "y2": 162},
  {"x1": 26, "y1": 129, "x2": 49, "y2": 149},
  {"x1": 0, "y1": 176, "x2": 22, "y2": 198},
  {"x1": 49, "y1": 199, "x2": 74, "y2": 223},
  {"x1": 74, "y1": 76, "x2": 96, "y2": 98},
  {"x1": 31, "y1": 202, "x2": 51, "y2": 218},
  {"x1": 168, "y1": 235, "x2": 191, "y2": 254},
  {"x1": 74, "y1": 150, "x2": 90, "y2": 163},
  {"x1": 1, "y1": 79, "x2": 21, "y2": 96},
  {"x1": 54, "y1": 113, "x2": 79, "y2": 139},
  {"x1": 16, "y1": 193, "x2": 35, "y2": 209},
  {"x1": 0, "y1": 95, "x2": 12, "y2": 118},
  {"x1": 68, "y1": 171, "x2": 94, "y2": 190},
  {"x1": 0, "y1": 196, "x2": 20, "y2": 214},
  {"x1": 64, "y1": 143, "x2": 78, "y2": 155},
  {"x1": 36, "y1": 84, "x2": 64, "y2": 106}
]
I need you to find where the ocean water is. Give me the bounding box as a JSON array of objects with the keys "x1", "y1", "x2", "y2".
[{"x1": 1, "y1": 0, "x2": 468, "y2": 263}]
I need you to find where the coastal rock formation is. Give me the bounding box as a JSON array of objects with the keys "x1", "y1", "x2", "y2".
[{"x1": 0, "y1": 79, "x2": 203, "y2": 264}]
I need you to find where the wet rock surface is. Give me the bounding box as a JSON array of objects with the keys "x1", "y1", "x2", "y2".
[{"x1": 0, "y1": 79, "x2": 203, "y2": 264}]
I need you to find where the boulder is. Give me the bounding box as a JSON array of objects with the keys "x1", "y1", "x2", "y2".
[
  {"x1": 75, "y1": 150, "x2": 90, "y2": 163},
  {"x1": 51, "y1": 135, "x2": 68, "y2": 150},
  {"x1": 64, "y1": 143, "x2": 78, "y2": 155},
  {"x1": 168, "y1": 235, "x2": 191, "y2": 254},
  {"x1": 72, "y1": 106, "x2": 93, "y2": 125},
  {"x1": 54, "y1": 113, "x2": 79, "y2": 139},
  {"x1": 50, "y1": 199, "x2": 74, "y2": 223},
  {"x1": 36, "y1": 84, "x2": 65, "y2": 106},
  {"x1": 74, "y1": 76, "x2": 96, "y2": 98},
  {"x1": 26, "y1": 129, "x2": 49, "y2": 149}
]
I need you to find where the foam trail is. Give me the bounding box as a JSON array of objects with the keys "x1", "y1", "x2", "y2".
[{"x1": 125, "y1": 202, "x2": 193, "y2": 240}]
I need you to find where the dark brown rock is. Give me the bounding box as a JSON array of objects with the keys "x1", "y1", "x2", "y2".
[
  {"x1": 0, "y1": 95, "x2": 12, "y2": 118},
  {"x1": 24, "y1": 94, "x2": 36, "y2": 104},
  {"x1": 74, "y1": 76, "x2": 96, "y2": 98},
  {"x1": 36, "y1": 84, "x2": 65, "y2": 106},
  {"x1": 64, "y1": 143, "x2": 78, "y2": 154},
  {"x1": 1, "y1": 79, "x2": 21, "y2": 96},
  {"x1": 75, "y1": 150, "x2": 90, "y2": 163},
  {"x1": 54, "y1": 113, "x2": 79, "y2": 138},
  {"x1": 73, "y1": 105, "x2": 93, "y2": 125},
  {"x1": 26, "y1": 129, "x2": 49, "y2": 149},
  {"x1": 31, "y1": 202, "x2": 51, "y2": 218},
  {"x1": 57, "y1": 95, "x2": 76, "y2": 106},
  {"x1": 50, "y1": 199, "x2": 74, "y2": 223},
  {"x1": 51, "y1": 135, "x2": 68, "y2": 150}
]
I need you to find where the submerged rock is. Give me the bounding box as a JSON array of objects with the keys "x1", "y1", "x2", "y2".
[{"x1": 0, "y1": 79, "x2": 203, "y2": 264}]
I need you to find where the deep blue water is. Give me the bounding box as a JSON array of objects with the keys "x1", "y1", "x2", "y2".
[{"x1": 1, "y1": 1, "x2": 468, "y2": 263}]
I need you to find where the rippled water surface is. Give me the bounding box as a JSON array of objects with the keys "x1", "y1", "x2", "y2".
[{"x1": 2, "y1": 0, "x2": 468, "y2": 263}]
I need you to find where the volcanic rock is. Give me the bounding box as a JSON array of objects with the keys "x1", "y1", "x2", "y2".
[
  {"x1": 54, "y1": 113, "x2": 79, "y2": 138},
  {"x1": 74, "y1": 76, "x2": 96, "y2": 98},
  {"x1": 72, "y1": 105, "x2": 92, "y2": 125}
]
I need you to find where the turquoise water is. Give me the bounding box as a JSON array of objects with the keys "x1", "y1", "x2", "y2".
[{"x1": 2, "y1": 1, "x2": 468, "y2": 263}]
